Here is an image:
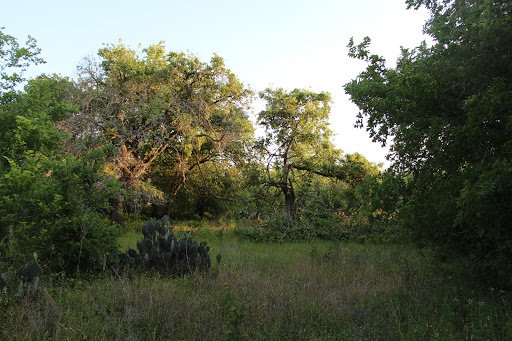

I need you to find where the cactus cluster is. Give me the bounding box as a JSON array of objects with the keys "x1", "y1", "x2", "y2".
[
  {"x1": 0, "y1": 261, "x2": 41, "y2": 296},
  {"x1": 120, "y1": 216, "x2": 212, "y2": 275}
]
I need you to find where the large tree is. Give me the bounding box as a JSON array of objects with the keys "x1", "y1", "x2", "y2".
[
  {"x1": 257, "y1": 88, "x2": 382, "y2": 228},
  {"x1": 67, "y1": 42, "x2": 254, "y2": 212},
  {"x1": 345, "y1": 0, "x2": 512, "y2": 284},
  {"x1": 257, "y1": 88, "x2": 337, "y2": 226}
]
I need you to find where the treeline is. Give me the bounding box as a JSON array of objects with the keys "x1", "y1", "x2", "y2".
[
  {"x1": 345, "y1": 0, "x2": 512, "y2": 287},
  {"x1": 1, "y1": 0, "x2": 511, "y2": 288},
  {"x1": 0, "y1": 30, "x2": 379, "y2": 276}
]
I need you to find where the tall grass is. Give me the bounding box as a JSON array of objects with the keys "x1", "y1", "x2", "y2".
[{"x1": 1, "y1": 228, "x2": 511, "y2": 340}]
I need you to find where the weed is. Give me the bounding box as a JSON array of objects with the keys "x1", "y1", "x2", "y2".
[{"x1": 1, "y1": 234, "x2": 511, "y2": 340}]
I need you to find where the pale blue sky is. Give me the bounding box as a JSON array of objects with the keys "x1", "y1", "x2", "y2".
[{"x1": 1, "y1": 0, "x2": 431, "y2": 167}]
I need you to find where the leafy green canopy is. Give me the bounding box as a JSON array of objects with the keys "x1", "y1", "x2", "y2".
[
  {"x1": 255, "y1": 88, "x2": 381, "y2": 235},
  {"x1": 0, "y1": 30, "x2": 120, "y2": 275},
  {"x1": 0, "y1": 27, "x2": 44, "y2": 93},
  {"x1": 0, "y1": 152, "x2": 121, "y2": 274},
  {"x1": 257, "y1": 88, "x2": 336, "y2": 222},
  {"x1": 345, "y1": 0, "x2": 512, "y2": 285},
  {"x1": 0, "y1": 29, "x2": 62, "y2": 170},
  {"x1": 258, "y1": 88, "x2": 333, "y2": 154},
  {"x1": 0, "y1": 75, "x2": 77, "y2": 169},
  {"x1": 69, "y1": 42, "x2": 254, "y2": 191}
]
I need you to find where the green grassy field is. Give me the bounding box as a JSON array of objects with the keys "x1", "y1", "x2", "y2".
[{"x1": 1, "y1": 226, "x2": 511, "y2": 340}]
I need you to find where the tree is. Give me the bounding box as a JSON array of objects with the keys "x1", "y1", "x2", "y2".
[
  {"x1": 0, "y1": 27, "x2": 45, "y2": 94},
  {"x1": 67, "y1": 42, "x2": 254, "y2": 214},
  {"x1": 0, "y1": 30, "x2": 120, "y2": 275},
  {"x1": 345, "y1": 0, "x2": 512, "y2": 285},
  {"x1": 0, "y1": 74, "x2": 77, "y2": 169},
  {"x1": 0, "y1": 28, "x2": 50, "y2": 171},
  {"x1": 257, "y1": 88, "x2": 335, "y2": 226}
]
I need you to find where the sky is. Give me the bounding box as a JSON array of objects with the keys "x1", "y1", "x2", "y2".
[{"x1": 1, "y1": 0, "x2": 431, "y2": 167}]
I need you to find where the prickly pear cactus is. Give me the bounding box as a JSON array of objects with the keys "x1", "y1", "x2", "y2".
[
  {"x1": 0, "y1": 262, "x2": 42, "y2": 297},
  {"x1": 124, "y1": 216, "x2": 211, "y2": 275},
  {"x1": 17, "y1": 262, "x2": 41, "y2": 282}
]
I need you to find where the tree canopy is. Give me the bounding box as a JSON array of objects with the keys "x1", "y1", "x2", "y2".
[
  {"x1": 68, "y1": 42, "x2": 253, "y2": 188},
  {"x1": 345, "y1": 0, "x2": 512, "y2": 285},
  {"x1": 0, "y1": 27, "x2": 45, "y2": 94},
  {"x1": 256, "y1": 88, "x2": 380, "y2": 229},
  {"x1": 0, "y1": 31, "x2": 120, "y2": 273},
  {"x1": 257, "y1": 88, "x2": 335, "y2": 223}
]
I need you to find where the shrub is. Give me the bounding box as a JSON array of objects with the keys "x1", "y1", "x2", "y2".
[
  {"x1": 235, "y1": 214, "x2": 346, "y2": 243},
  {"x1": 0, "y1": 151, "x2": 121, "y2": 275}
]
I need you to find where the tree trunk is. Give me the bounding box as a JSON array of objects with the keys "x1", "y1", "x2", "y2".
[
  {"x1": 110, "y1": 197, "x2": 124, "y2": 225},
  {"x1": 282, "y1": 144, "x2": 295, "y2": 229},
  {"x1": 166, "y1": 177, "x2": 188, "y2": 217},
  {"x1": 283, "y1": 179, "x2": 296, "y2": 229}
]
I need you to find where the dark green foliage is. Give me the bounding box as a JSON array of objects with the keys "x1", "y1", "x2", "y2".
[
  {"x1": 0, "y1": 151, "x2": 121, "y2": 275},
  {"x1": 123, "y1": 217, "x2": 212, "y2": 275},
  {"x1": 238, "y1": 157, "x2": 383, "y2": 243},
  {"x1": 236, "y1": 215, "x2": 344, "y2": 243},
  {"x1": 0, "y1": 261, "x2": 41, "y2": 297},
  {"x1": 0, "y1": 70, "x2": 75, "y2": 173},
  {"x1": 350, "y1": 172, "x2": 409, "y2": 242},
  {"x1": 453, "y1": 158, "x2": 512, "y2": 283},
  {"x1": 0, "y1": 31, "x2": 74, "y2": 172},
  {"x1": 17, "y1": 262, "x2": 41, "y2": 282},
  {"x1": 345, "y1": 0, "x2": 512, "y2": 286},
  {"x1": 162, "y1": 183, "x2": 231, "y2": 220}
]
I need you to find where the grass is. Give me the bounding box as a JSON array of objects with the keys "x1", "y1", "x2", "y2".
[{"x1": 1, "y1": 226, "x2": 511, "y2": 340}]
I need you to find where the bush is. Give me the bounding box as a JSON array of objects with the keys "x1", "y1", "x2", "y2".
[
  {"x1": 235, "y1": 214, "x2": 346, "y2": 243},
  {"x1": 0, "y1": 151, "x2": 121, "y2": 275}
]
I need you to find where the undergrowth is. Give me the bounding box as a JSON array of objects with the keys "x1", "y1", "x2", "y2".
[{"x1": 1, "y1": 228, "x2": 511, "y2": 340}]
